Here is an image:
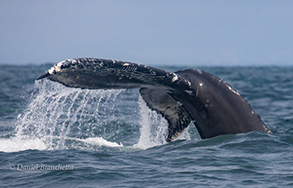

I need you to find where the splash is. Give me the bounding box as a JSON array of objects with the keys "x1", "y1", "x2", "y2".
[
  {"x1": 134, "y1": 96, "x2": 169, "y2": 149},
  {"x1": 0, "y1": 137, "x2": 47, "y2": 153},
  {"x1": 134, "y1": 95, "x2": 191, "y2": 149},
  {"x1": 0, "y1": 79, "x2": 190, "y2": 152},
  {"x1": 0, "y1": 79, "x2": 125, "y2": 152}
]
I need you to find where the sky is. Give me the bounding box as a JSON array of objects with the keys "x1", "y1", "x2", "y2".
[{"x1": 0, "y1": 0, "x2": 292, "y2": 66}]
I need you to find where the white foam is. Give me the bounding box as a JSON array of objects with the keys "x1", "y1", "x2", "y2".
[
  {"x1": 77, "y1": 137, "x2": 123, "y2": 147},
  {"x1": 0, "y1": 137, "x2": 47, "y2": 153},
  {"x1": 0, "y1": 136, "x2": 124, "y2": 153}
]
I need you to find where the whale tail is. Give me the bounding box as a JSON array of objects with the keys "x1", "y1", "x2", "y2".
[{"x1": 37, "y1": 58, "x2": 271, "y2": 141}]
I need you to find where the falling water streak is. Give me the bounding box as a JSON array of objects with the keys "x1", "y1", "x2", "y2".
[
  {"x1": 16, "y1": 80, "x2": 72, "y2": 148},
  {"x1": 48, "y1": 90, "x2": 77, "y2": 149},
  {"x1": 88, "y1": 93, "x2": 104, "y2": 138},
  {"x1": 134, "y1": 95, "x2": 169, "y2": 149},
  {"x1": 83, "y1": 92, "x2": 97, "y2": 138},
  {"x1": 71, "y1": 90, "x2": 91, "y2": 139},
  {"x1": 135, "y1": 95, "x2": 152, "y2": 149},
  {"x1": 76, "y1": 91, "x2": 94, "y2": 138},
  {"x1": 58, "y1": 91, "x2": 81, "y2": 149},
  {"x1": 15, "y1": 80, "x2": 53, "y2": 138}
]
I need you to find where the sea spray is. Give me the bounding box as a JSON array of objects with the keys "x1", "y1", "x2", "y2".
[
  {"x1": 134, "y1": 95, "x2": 169, "y2": 149},
  {"x1": 2, "y1": 79, "x2": 190, "y2": 152},
  {"x1": 12, "y1": 79, "x2": 125, "y2": 151},
  {"x1": 134, "y1": 95, "x2": 192, "y2": 149}
]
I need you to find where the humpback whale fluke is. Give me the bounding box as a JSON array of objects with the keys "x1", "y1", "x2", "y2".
[{"x1": 37, "y1": 58, "x2": 271, "y2": 141}]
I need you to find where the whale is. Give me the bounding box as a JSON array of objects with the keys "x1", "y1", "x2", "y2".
[{"x1": 37, "y1": 58, "x2": 271, "y2": 141}]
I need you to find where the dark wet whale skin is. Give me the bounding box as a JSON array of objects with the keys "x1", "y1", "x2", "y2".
[{"x1": 37, "y1": 58, "x2": 271, "y2": 141}]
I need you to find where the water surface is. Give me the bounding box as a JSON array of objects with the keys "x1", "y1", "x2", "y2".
[{"x1": 0, "y1": 64, "x2": 292, "y2": 187}]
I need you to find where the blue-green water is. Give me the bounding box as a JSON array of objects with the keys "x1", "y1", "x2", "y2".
[{"x1": 0, "y1": 65, "x2": 292, "y2": 187}]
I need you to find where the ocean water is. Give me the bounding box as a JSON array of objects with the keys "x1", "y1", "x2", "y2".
[{"x1": 0, "y1": 64, "x2": 292, "y2": 188}]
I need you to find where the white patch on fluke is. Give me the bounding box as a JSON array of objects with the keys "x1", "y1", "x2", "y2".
[
  {"x1": 185, "y1": 90, "x2": 193, "y2": 95},
  {"x1": 123, "y1": 63, "x2": 131, "y2": 66},
  {"x1": 172, "y1": 73, "x2": 178, "y2": 82},
  {"x1": 195, "y1": 69, "x2": 202, "y2": 74},
  {"x1": 48, "y1": 67, "x2": 55, "y2": 74},
  {"x1": 54, "y1": 65, "x2": 61, "y2": 72},
  {"x1": 49, "y1": 60, "x2": 69, "y2": 74},
  {"x1": 227, "y1": 85, "x2": 240, "y2": 95},
  {"x1": 57, "y1": 61, "x2": 63, "y2": 67}
]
